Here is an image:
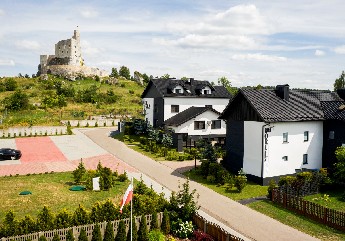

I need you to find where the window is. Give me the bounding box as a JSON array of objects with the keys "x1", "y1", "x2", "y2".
[
  {"x1": 283, "y1": 132, "x2": 288, "y2": 143},
  {"x1": 194, "y1": 121, "x2": 205, "y2": 130},
  {"x1": 329, "y1": 131, "x2": 335, "y2": 140},
  {"x1": 171, "y1": 105, "x2": 179, "y2": 113},
  {"x1": 205, "y1": 105, "x2": 212, "y2": 108},
  {"x1": 304, "y1": 131, "x2": 309, "y2": 142},
  {"x1": 211, "y1": 120, "x2": 221, "y2": 129},
  {"x1": 282, "y1": 156, "x2": 288, "y2": 161},
  {"x1": 175, "y1": 89, "x2": 181, "y2": 94},
  {"x1": 303, "y1": 154, "x2": 308, "y2": 164},
  {"x1": 203, "y1": 89, "x2": 210, "y2": 94}
]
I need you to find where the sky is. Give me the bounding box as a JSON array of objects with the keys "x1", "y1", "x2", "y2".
[{"x1": 1, "y1": 0, "x2": 345, "y2": 90}]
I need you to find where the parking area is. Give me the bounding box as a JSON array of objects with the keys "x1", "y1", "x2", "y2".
[{"x1": 0, "y1": 129, "x2": 137, "y2": 176}]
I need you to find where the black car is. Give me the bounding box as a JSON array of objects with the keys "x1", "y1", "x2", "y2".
[{"x1": 0, "y1": 148, "x2": 22, "y2": 160}]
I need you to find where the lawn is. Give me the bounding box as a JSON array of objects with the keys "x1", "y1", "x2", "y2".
[
  {"x1": 249, "y1": 200, "x2": 345, "y2": 241},
  {"x1": 0, "y1": 172, "x2": 129, "y2": 219},
  {"x1": 304, "y1": 189, "x2": 345, "y2": 212},
  {"x1": 185, "y1": 169, "x2": 267, "y2": 201}
]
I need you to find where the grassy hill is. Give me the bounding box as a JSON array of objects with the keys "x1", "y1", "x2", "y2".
[{"x1": 0, "y1": 75, "x2": 145, "y2": 128}]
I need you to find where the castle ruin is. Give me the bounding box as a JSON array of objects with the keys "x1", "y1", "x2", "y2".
[{"x1": 38, "y1": 29, "x2": 108, "y2": 78}]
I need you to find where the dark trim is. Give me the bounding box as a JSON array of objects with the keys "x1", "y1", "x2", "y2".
[{"x1": 247, "y1": 173, "x2": 302, "y2": 186}]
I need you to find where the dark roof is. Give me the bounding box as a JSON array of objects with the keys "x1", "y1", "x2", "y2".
[
  {"x1": 141, "y1": 78, "x2": 232, "y2": 99},
  {"x1": 321, "y1": 101, "x2": 345, "y2": 121},
  {"x1": 164, "y1": 107, "x2": 221, "y2": 127},
  {"x1": 220, "y1": 88, "x2": 342, "y2": 122}
]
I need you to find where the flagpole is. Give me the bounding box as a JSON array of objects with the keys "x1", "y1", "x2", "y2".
[{"x1": 130, "y1": 177, "x2": 133, "y2": 241}]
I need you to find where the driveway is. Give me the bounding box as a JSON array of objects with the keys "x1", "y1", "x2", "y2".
[{"x1": 83, "y1": 127, "x2": 320, "y2": 241}]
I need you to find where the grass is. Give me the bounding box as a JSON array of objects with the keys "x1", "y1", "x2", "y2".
[
  {"x1": 304, "y1": 189, "x2": 345, "y2": 212},
  {"x1": 0, "y1": 76, "x2": 144, "y2": 127},
  {"x1": 0, "y1": 172, "x2": 129, "y2": 219},
  {"x1": 249, "y1": 200, "x2": 345, "y2": 241},
  {"x1": 185, "y1": 169, "x2": 267, "y2": 201}
]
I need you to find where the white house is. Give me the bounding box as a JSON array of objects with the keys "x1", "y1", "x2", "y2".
[
  {"x1": 219, "y1": 84, "x2": 342, "y2": 185},
  {"x1": 141, "y1": 78, "x2": 232, "y2": 151}
]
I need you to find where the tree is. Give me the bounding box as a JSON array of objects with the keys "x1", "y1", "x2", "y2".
[
  {"x1": 217, "y1": 76, "x2": 237, "y2": 95},
  {"x1": 4, "y1": 78, "x2": 17, "y2": 91},
  {"x1": 110, "y1": 68, "x2": 119, "y2": 78},
  {"x1": 115, "y1": 220, "x2": 126, "y2": 241},
  {"x1": 36, "y1": 206, "x2": 55, "y2": 231},
  {"x1": 73, "y1": 204, "x2": 89, "y2": 226},
  {"x1": 3, "y1": 90, "x2": 29, "y2": 110},
  {"x1": 334, "y1": 146, "x2": 345, "y2": 183},
  {"x1": 161, "y1": 74, "x2": 170, "y2": 79},
  {"x1": 142, "y1": 73, "x2": 150, "y2": 85},
  {"x1": 119, "y1": 66, "x2": 131, "y2": 80},
  {"x1": 126, "y1": 217, "x2": 138, "y2": 241},
  {"x1": 55, "y1": 209, "x2": 72, "y2": 229},
  {"x1": 138, "y1": 215, "x2": 149, "y2": 241},
  {"x1": 103, "y1": 221, "x2": 115, "y2": 241},
  {"x1": 78, "y1": 228, "x2": 88, "y2": 241},
  {"x1": 334, "y1": 71, "x2": 345, "y2": 91},
  {"x1": 189, "y1": 148, "x2": 200, "y2": 169},
  {"x1": 235, "y1": 169, "x2": 247, "y2": 193},
  {"x1": 91, "y1": 224, "x2": 102, "y2": 241},
  {"x1": 19, "y1": 215, "x2": 37, "y2": 234},
  {"x1": 2, "y1": 210, "x2": 19, "y2": 237},
  {"x1": 160, "y1": 209, "x2": 170, "y2": 235},
  {"x1": 52, "y1": 233, "x2": 60, "y2": 241},
  {"x1": 150, "y1": 212, "x2": 159, "y2": 231},
  {"x1": 73, "y1": 160, "x2": 86, "y2": 184},
  {"x1": 66, "y1": 229, "x2": 75, "y2": 241}
]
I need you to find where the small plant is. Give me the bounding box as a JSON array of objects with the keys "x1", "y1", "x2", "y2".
[
  {"x1": 85, "y1": 122, "x2": 89, "y2": 127},
  {"x1": 161, "y1": 209, "x2": 170, "y2": 235},
  {"x1": 66, "y1": 229, "x2": 75, "y2": 241},
  {"x1": 192, "y1": 230, "x2": 214, "y2": 241},
  {"x1": 78, "y1": 228, "x2": 88, "y2": 241},
  {"x1": 312, "y1": 194, "x2": 331, "y2": 202},
  {"x1": 95, "y1": 122, "x2": 98, "y2": 127},
  {"x1": 171, "y1": 219, "x2": 193, "y2": 239},
  {"x1": 112, "y1": 120, "x2": 115, "y2": 126},
  {"x1": 44, "y1": 130, "x2": 47, "y2": 136},
  {"x1": 115, "y1": 220, "x2": 126, "y2": 241},
  {"x1": 267, "y1": 179, "x2": 277, "y2": 199},
  {"x1": 234, "y1": 169, "x2": 247, "y2": 193},
  {"x1": 77, "y1": 122, "x2": 80, "y2": 127},
  {"x1": 104, "y1": 122, "x2": 106, "y2": 127},
  {"x1": 148, "y1": 229, "x2": 165, "y2": 241},
  {"x1": 118, "y1": 172, "x2": 128, "y2": 182},
  {"x1": 206, "y1": 175, "x2": 216, "y2": 183}
]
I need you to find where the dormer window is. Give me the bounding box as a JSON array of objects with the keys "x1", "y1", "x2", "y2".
[
  {"x1": 173, "y1": 85, "x2": 183, "y2": 94},
  {"x1": 201, "y1": 86, "x2": 212, "y2": 95},
  {"x1": 203, "y1": 90, "x2": 210, "y2": 94},
  {"x1": 175, "y1": 89, "x2": 182, "y2": 94}
]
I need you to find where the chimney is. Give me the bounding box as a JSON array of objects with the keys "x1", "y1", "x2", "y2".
[
  {"x1": 276, "y1": 84, "x2": 289, "y2": 101},
  {"x1": 337, "y1": 88, "x2": 345, "y2": 100}
]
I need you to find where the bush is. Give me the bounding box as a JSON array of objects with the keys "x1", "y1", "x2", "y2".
[
  {"x1": 39, "y1": 235, "x2": 47, "y2": 241},
  {"x1": 37, "y1": 206, "x2": 55, "y2": 231},
  {"x1": 206, "y1": 175, "x2": 216, "y2": 183},
  {"x1": 150, "y1": 212, "x2": 159, "y2": 231},
  {"x1": 267, "y1": 179, "x2": 277, "y2": 199},
  {"x1": 192, "y1": 230, "x2": 214, "y2": 241},
  {"x1": 171, "y1": 219, "x2": 193, "y2": 239},
  {"x1": 138, "y1": 215, "x2": 149, "y2": 241},
  {"x1": 115, "y1": 220, "x2": 126, "y2": 241},
  {"x1": 78, "y1": 228, "x2": 88, "y2": 241},
  {"x1": 3, "y1": 90, "x2": 30, "y2": 110},
  {"x1": 73, "y1": 161, "x2": 86, "y2": 184},
  {"x1": 118, "y1": 172, "x2": 128, "y2": 182},
  {"x1": 160, "y1": 209, "x2": 170, "y2": 235},
  {"x1": 52, "y1": 233, "x2": 60, "y2": 241},
  {"x1": 104, "y1": 221, "x2": 115, "y2": 241},
  {"x1": 73, "y1": 205, "x2": 89, "y2": 226},
  {"x1": 55, "y1": 209, "x2": 72, "y2": 228},
  {"x1": 148, "y1": 229, "x2": 165, "y2": 241},
  {"x1": 234, "y1": 172, "x2": 247, "y2": 193},
  {"x1": 66, "y1": 229, "x2": 75, "y2": 241}
]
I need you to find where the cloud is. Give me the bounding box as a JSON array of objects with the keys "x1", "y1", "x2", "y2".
[
  {"x1": 81, "y1": 40, "x2": 100, "y2": 55},
  {"x1": 0, "y1": 59, "x2": 15, "y2": 66},
  {"x1": 96, "y1": 61, "x2": 121, "y2": 67},
  {"x1": 15, "y1": 40, "x2": 40, "y2": 50},
  {"x1": 199, "y1": 69, "x2": 231, "y2": 77},
  {"x1": 314, "y1": 49, "x2": 325, "y2": 56},
  {"x1": 0, "y1": 9, "x2": 4, "y2": 16},
  {"x1": 231, "y1": 53, "x2": 287, "y2": 62},
  {"x1": 80, "y1": 9, "x2": 99, "y2": 18},
  {"x1": 334, "y1": 45, "x2": 345, "y2": 54}
]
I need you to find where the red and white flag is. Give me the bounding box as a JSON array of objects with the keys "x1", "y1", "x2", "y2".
[{"x1": 119, "y1": 183, "x2": 133, "y2": 213}]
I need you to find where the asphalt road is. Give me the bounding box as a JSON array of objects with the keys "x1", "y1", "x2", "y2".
[{"x1": 82, "y1": 127, "x2": 320, "y2": 241}]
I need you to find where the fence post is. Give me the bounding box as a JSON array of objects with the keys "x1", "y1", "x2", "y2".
[
  {"x1": 283, "y1": 193, "x2": 287, "y2": 208},
  {"x1": 226, "y1": 234, "x2": 230, "y2": 241},
  {"x1": 323, "y1": 207, "x2": 328, "y2": 224}
]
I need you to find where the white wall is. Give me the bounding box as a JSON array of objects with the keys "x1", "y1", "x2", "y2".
[
  {"x1": 263, "y1": 121, "x2": 323, "y2": 178},
  {"x1": 243, "y1": 121, "x2": 264, "y2": 177},
  {"x1": 164, "y1": 97, "x2": 229, "y2": 121},
  {"x1": 142, "y1": 98, "x2": 154, "y2": 125},
  {"x1": 167, "y1": 111, "x2": 226, "y2": 136}
]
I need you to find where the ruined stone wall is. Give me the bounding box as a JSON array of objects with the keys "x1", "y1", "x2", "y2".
[
  {"x1": 47, "y1": 65, "x2": 108, "y2": 77},
  {"x1": 54, "y1": 30, "x2": 81, "y2": 65}
]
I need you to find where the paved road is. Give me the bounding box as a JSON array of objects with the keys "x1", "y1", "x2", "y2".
[{"x1": 83, "y1": 127, "x2": 320, "y2": 241}]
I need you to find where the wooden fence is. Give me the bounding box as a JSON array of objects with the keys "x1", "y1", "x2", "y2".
[
  {"x1": 193, "y1": 213, "x2": 244, "y2": 241},
  {"x1": 272, "y1": 189, "x2": 345, "y2": 232},
  {"x1": 0, "y1": 213, "x2": 162, "y2": 241}
]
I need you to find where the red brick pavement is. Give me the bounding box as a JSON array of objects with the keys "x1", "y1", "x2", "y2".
[{"x1": 16, "y1": 137, "x2": 67, "y2": 163}]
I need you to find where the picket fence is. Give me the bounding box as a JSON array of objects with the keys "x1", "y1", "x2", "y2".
[
  {"x1": 0, "y1": 213, "x2": 162, "y2": 241},
  {"x1": 272, "y1": 189, "x2": 345, "y2": 232},
  {"x1": 193, "y1": 213, "x2": 244, "y2": 241}
]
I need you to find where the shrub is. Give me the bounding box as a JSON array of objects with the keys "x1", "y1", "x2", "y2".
[
  {"x1": 78, "y1": 228, "x2": 88, "y2": 241},
  {"x1": 115, "y1": 220, "x2": 126, "y2": 241},
  {"x1": 150, "y1": 212, "x2": 159, "y2": 231},
  {"x1": 73, "y1": 160, "x2": 86, "y2": 184},
  {"x1": 103, "y1": 221, "x2": 115, "y2": 241},
  {"x1": 148, "y1": 229, "x2": 165, "y2": 241},
  {"x1": 267, "y1": 179, "x2": 277, "y2": 200},
  {"x1": 73, "y1": 205, "x2": 89, "y2": 226},
  {"x1": 66, "y1": 229, "x2": 75, "y2": 241},
  {"x1": 199, "y1": 161, "x2": 210, "y2": 177},
  {"x1": 234, "y1": 170, "x2": 247, "y2": 193},
  {"x1": 55, "y1": 209, "x2": 72, "y2": 228},
  {"x1": 127, "y1": 217, "x2": 138, "y2": 241},
  {"x1": 36, "y1": 206, "x2": 55, "y2": 231},
  {"x1": 118, "y1": 172, "x2": 128, "y2": 182},
  {"x1": 171, "y1": 219, "x2": 193, "y2": 239},
  {"x1": 206, "y1": 175, "x2": 216, "y2": 183},
  {"x1": 52, "y1": 233, "x2": 60, "y2": 241},
  {"x1": 39, "y1": 235, "x2": 47, "y2": 241},
  {"x1": 2, "y1": 210, "x2": 19, "y2": 237},
  {"x1": 192, "y1": 230, "x2": 214, "y2": 241},
  {"x1": 138, "y1": 215, "x2": 149, "y2": 241},
  {"x1": 225, "y1": 175, "x2": 235, "y2": 191},
  {"x1": 19, "y1": 215, "x2": 37, "y2": 234},
  {"x1": 67, "y1": 125, "x2": 73, "y2": 135},
  {"x1": 160, "y1": 209, "x2": 170, "y2": 235}
]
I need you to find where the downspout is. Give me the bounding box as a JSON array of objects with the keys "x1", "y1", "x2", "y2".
[{"x1": 261, "y1": 123, "x2": 270, "y2": 184}]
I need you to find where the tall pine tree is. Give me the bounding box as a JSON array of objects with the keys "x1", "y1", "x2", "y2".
[
  {"x1": 91, "y1": 224, "x2": 102, "y2": 241},
  {"x1": 137, "y1": 215, "x2": 148, "y2": 241},
  {"x1": 115, "y1": 220, "x2": 126, "y2": 241}
]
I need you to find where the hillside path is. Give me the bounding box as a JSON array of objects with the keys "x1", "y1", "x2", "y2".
[{"x1": 82, "y1": 127, "x2": 319, "y2": 241}]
